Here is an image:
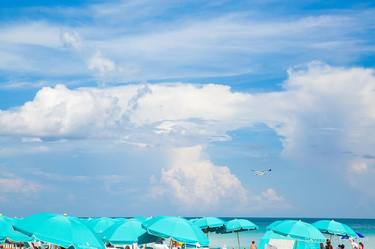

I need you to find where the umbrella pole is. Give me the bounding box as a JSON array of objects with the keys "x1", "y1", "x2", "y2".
[{"x1": 236, "y1": 232, "x2": 240, "y2": 249}]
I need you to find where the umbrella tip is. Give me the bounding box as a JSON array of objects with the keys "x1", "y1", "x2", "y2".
[{"x1": 63, "y1": 213, "x2": 68, "y2": 216}]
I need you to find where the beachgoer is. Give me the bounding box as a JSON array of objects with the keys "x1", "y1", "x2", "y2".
[
  {"x1": 325, "y1": 239, "x2": 333, "y2": 249},
  {"x1": 250, "y1": 241, "x2": 257, "y2": 249},
  {"x1": 320, "y1": 243, "x2": 324, "y2": 249},
  {"x1": 359, "y1": 242, "x2": 364, "y2": 249},
  {"x1": 349, "y1": 238, "x2": 359, "y2": 249}
]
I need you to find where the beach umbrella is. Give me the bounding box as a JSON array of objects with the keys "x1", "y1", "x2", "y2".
[
  {"x1": 267, "y1": 220, "x2": 293, "y2": 230},
  {"x1": 102, "y1": 218, "x2": 158, "y2": 245},
  {"x1": 88, "y1": 217, "x2": 118, "y2": 235},
  {"x1": 143, "y1": 216, "x2": 209, "y2": 247},
  {"x1": 193, "y1": 217, "x2": 225, "y2": 232},
  {"x1": 313, "y1": 220, "x2": 357, "y2": 237},
  {"x1": 220, "y1": 219, "x2": 258, "y2": 249},
  {"x1": 15, "y1": 213, "x2": 104, "y2": 249},
  {"x1": 0, "y1": 215, "x2": 32, "y2": 243},
  {"x1": 271, "y1": 220, "x2": 325, "y2": 242}
]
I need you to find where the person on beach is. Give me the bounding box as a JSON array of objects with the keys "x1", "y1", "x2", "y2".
[
  {"x1": 358, "y1": 242, "x2": 364, "y2": 249},
  {"x1": 325, "y1": 239, "x2": 333, "y2": 249},
  {"x1": 349, "y1": 238, "x2": 359, "y2": 249},
  {"x1": 250, "y1": 241, "x2": 257, "y2": 249},
  {"x1": 320, "y1": 243, "x2": 324, "y2": 249}
]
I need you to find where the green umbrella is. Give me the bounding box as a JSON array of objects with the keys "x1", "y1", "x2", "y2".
[
  {"x1": 0, "y1": 215, "x2": 32, "y2": 243},
  {"x1": 15, "y1": 213, "x2": 104, "y2": 249},
  {"x1": 88, "y1": 217, "x2": 118, "y2": 235},
  {"x1": 271, "y1": 220, "x2": 325, "y2": 242},
  {"x1": 143, "y1": 216, "x2": 209, "y2": 247},
  {"x1": 193, "y1": 217, "x2": 224, "y2": 232},
  {"x1": 221, "y1": 219, "x2": 258, "y2": 249},
  {"x1": 102, "y1": 218, "x2": 158, "y2": 245},
  {"x1": 313, "y1": 220, "x2": 357, "y2": 237}
]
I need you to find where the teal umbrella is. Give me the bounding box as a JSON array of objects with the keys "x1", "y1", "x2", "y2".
[
  {"x1": 102, "y1": 218, "x2": 158, "y2": 245},
  {"x1": 271, "y1": 220, "x2": 325, "y2": 242},
  {"x1": 258, "y1": 230, "x2": 292, "y2": 249},
  {"x1": 88, "y1": 217, "x2": 118, "y2": 235},
  {"x1": 143, "y1": 216, "x2": 209, "y2": 246},
  {"x1": 15, "y1": 213, "x2": 104, "y2": 249},
  {"x1": 0, "y1": 215, "x2": 32, "y2": 243},
  {"x1": 193, "y1": 217, "x2": 224, "y2": 232},
  {"x1": 313, "y1": 220, "x2": 357, "y2": 237},
  {"x1": 221, "y1": 219, "x2": 258, "y2": 249},
  {"x1": 267, "y1": 220, "x2": 293, "y2": 230}
]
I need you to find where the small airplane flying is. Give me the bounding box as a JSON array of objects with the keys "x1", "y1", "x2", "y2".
[{"x1": 252, "y1": 168, "x2": 272, "y2": 176}]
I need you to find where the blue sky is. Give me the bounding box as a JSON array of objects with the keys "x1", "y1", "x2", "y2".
[{"x1": 0, "y1": 0, "x2": 375, "y2": 218}]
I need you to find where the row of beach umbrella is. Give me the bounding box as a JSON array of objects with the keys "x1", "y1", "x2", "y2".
[{"x1": 0, "y1": 213, "x2": 363, "y2": 249}]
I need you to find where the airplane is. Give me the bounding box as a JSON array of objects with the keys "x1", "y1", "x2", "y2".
[{"x1": 252, "y1": 168, "x2": 272, "y2": 176}]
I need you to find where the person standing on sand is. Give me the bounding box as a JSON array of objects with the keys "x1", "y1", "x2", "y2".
[
  {"x1": 358, "y1": 242, "x2": 364, "y2": 249},
  {"x1": 325, "y1": 239, "x2": 333, "y2": 249},
  {"x1": 250, "y1": 241, "x2": 257, "y2": 249}
]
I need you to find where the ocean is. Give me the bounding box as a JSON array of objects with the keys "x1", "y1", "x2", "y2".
[{"x1": 205, "y1": 218, "x2": 375, "y2": 249}]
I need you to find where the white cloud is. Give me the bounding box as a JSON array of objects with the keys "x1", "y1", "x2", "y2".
[
  {"x1": 150, "y1": 145, "x2": 290, "y2": 212},
  {"x1": 158, "y1": 145, "x2": 248, "y2": 209},
  {"x1": 87, "y1": 51, "x2": 123, "y2": 83},
  {"x1": 0, "y1": 4, "x2": 373, "y2": 82},
  {"x1": 61, "y1": 30, "x2": 82, "y2": 49},
  {"x1": 350, "y1": 162, "x2": 368, "y2": 174},
  {"x1": 0, "y1": 62, "x2": 375, "y2": 160}
]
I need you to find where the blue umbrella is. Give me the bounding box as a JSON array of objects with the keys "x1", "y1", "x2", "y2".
[
  {"x1": 221, "y1": 219, "x2": 258, "y2": 249},
  {"x1": 102, "y1": 218, "x2": 158, "y2": 245},
  {"x1": 143, "y1": 216, "x2": 209, "y2": 247},
  {"x1": 0, "y1": 215, "x2": 32, "y2": 243},
  {"x1": 270, "y1": 220, "x2": 325, "y2": 242},
  {"x1": 193, "y1": 217, "x2": 225, "y2": 233},
  {"x1": 313, "y1": 220, "x2": 357, "y2": 237}
]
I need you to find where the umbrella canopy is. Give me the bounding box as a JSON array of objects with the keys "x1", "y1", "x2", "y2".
[
  {"x1": 0, "y1": 215, "x2": 32, "y2": 243},
  {"x1": 220, "y1": 219, "x2": 258, "y2": 249},
  {"x1": 267, "y1": 220, "x2": 293, "y2": 230},
  {"x1": 271, "y1": 220, "x2": 325, "y2": 242},
  {"x1": 143, "y1": 216, "x2": 209, "y2": 246},
  {"x1": 14, "y1": 212, "x2": 56, "y2": 236},
  {"x1": 223, "y1": 219, "x2": 258, "y2": 233},
  {"x1": 102, "y1": 218, "x2": 158, "y2": 245},
  {"x1": 15, "y1": 213, "x2": 104, "y2": 249},
  {"x1": 313, "y1": 220, "x2": 357, "y2": 237},
  {"x1": 88, "y1": 217, "x2": 118, "y2": 235},
  {"x1": 193, "y1": 217, "x2": 224, "y2": 232}
]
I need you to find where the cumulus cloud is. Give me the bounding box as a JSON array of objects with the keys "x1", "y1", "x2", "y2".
[
  {"x1": 150, "y1": 145, "x2": 290, "y2": 212},
  {"x1": 1, "y1": 62, "x2": 374, "y2": 159},
  {"x1": 158, "y1": 145, "x2": 248, "y2": 208}
]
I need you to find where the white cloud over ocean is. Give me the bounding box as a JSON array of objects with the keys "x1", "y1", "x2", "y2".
[{"x1": 1, "y1": 62, "x2": 375, "y2": 212}]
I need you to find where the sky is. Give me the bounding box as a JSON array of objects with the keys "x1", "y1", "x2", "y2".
[{"x1": 0, "y1": 0, "x2": 375, "y2": 218}]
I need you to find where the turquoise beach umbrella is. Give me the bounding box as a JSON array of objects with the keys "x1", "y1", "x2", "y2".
[
  {"x1": 193, "y1": 217, "x2": 224, "y2": 232},
  {"x1": 0, "y1": 215, "x2": 32, "y2": 243},
  {"x1": 267, "y1": 220, "x2": 293, "y2": 230},
  {"x1": 224, "y1": 219, "x2": 258, "y2": 232},
  {"x1": 144, "y1": 216, "x2": 209, "y2": 246},
  {"x1": 102, "y1": 218, "x2": 158, "y2": 245},
  {"x1": 271, "y1": 220, "x2": 325, "y2": 242},
  {"x1": 313, "y1": 220, "x2": 357, "y2": 237},
  {"x1": 88, "y1": 217, "x2": 118, "y2": 235},
  {"x1": 14, "y1": 212, "x2": 57, "y2": 235},
  {"x1": 221, "y1": 219, "x2": 258, "y2": 249},
  {"x1": 16, "y1": 213, "x2": 104, "y2": 249}
]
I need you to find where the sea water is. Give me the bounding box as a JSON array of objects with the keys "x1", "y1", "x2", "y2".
[{"x1": 206, "y1": 218, "x2": 375, "y2": 249}]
